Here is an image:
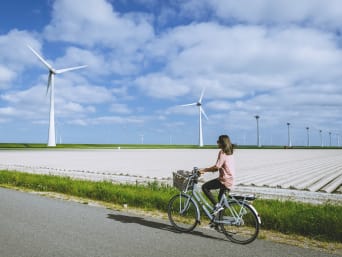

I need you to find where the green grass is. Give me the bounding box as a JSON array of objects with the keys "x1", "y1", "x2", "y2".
[
  {"x1": 253, "y1": 199, "x2": 342, "y2": 242},
  {"x1": 0, "y1": 170, "x2": 177, "y2": 210},
  {"x1": 0, "y1": 170, "x2": 341, "y2": 242}
]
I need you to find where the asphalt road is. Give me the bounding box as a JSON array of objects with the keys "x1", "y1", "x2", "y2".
[{"x1": 0, "y1": 188, "x2": 339, "y2": 257}]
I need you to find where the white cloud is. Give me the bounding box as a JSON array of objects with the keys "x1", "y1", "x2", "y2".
[
  {"x1": 173, "y1": 0, "x2": 342, "y2": 30},
  {"x1": 0, "y1": 66, "x2": 15, "y2": 87},
  {"x1": 1, "y1": 85, "x2": 46, "y2": 108},
  {"x1": 93, "y1": 116, "x2": 143, "y2": 124},
  {"x1": 135, "y1": 73, "x2": 190, "y2": 99},
  {"x1": 0, "y1": 29, "x2": 41, "y2": 87},
  {"x1": 56, "y1": 101, "x2": 95, "y2": 117},
  {"x1": 110, "y1": 103, "x2": 132, "y2": 114},
  {"x1": 1, "y1": 0, "x2": 342, "y2": 144},
  {"x1": 142, "y1": 22, "x2": 342, "y2": 103},
  {"x1": 207, "y1": 100, "x2": 232, "y2": 111},
  {"x1": 56, "y1": 78, "x2": 112, "y2": 104},
  {"x1": 70, "y1": 115, "x2": 145, "y2": 126},
  {"x1": 44, "y1": 0, "x2": 154, "y2": 49},
  {"x1": 55, "y1": 47, "x2": 108, "y2": 75},
  {"x1": 43, "y1": 0, "x2": 154, "y2": 75},
  {"x1": 0, "y1": 29, "x2": 41, "y2": 68},
  {"x1": 0, "y1": 78, "x2": 112, "y2": 122},
  {"x1": 0, "y1": 107, "x2": 16, "y2": 116}
]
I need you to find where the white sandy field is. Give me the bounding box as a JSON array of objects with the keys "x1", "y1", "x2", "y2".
[{"x1": 0, "y1": 148, "x2": 341, "y2": 203}]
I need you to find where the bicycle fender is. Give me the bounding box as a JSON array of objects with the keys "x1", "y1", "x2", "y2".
[{"x1": 248, "y1": 204, "x2": 262, "y2": 224}]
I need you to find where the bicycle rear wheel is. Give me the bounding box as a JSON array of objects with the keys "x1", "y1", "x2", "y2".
[
  {"x1": 219, "y1": 202, "x2": 259, "y2": 244},
  {"x1": 168, "y1": 193, "x2": 199, "y2": 232}
]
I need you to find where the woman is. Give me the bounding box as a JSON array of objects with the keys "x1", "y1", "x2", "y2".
[{"x1": 200, "y1": 135, "x2": 235, "y2": 215}]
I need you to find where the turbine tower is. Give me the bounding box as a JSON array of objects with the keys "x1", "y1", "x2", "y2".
[
  {"x1": 28, "y1": 45, "x2": 87, "y2": 147},
  {"x1": 255, "y1": 115, "x2": 261, "y2": 147},
  {"x1": 180, "y1": 88, "x2": 208, "y2": 147},
  {"x1": 287, "y1": 122, "x2": 292, "y2": 147}
]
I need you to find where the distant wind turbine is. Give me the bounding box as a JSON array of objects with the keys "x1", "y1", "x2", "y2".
[
  {"x1": 28, "y1": 45, "x2": 87, "y2": 147},
  {"x1": 180, "y1": 88, "x2": 208, "y2": 147}
]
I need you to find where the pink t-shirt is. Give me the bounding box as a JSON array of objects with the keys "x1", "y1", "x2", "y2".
[{"x1": 216, "y1": 150, "x2": 235, "y2": 190}]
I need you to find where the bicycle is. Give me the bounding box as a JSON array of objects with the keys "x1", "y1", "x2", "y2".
[{"x1": 167, "y1": 167, "x2": 261, "y2": 244}]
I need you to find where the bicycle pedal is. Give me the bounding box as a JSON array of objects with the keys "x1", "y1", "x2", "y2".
[{"x1": 209, "y1": 223, "x2": 220, "y2": 232}]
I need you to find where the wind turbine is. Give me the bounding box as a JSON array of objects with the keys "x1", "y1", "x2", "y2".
[
  {"x1": 28, "y1": 45, "x2": 87, "y2": 147},
  {"x1": 180, "y1": 88, "x2": 208, "y2": 147}
]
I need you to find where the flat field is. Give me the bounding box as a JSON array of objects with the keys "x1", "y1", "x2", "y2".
[{"x1": 0, "y1": 148, "x2": 341, "y2": 203}]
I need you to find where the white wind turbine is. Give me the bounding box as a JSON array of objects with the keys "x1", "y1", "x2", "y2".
[
  {"x1": 28, "y1": 45, "x2": 87, "y2": 147},
  {"x1": 180, "y1": 88, "x2": 208, "y2": 147}
]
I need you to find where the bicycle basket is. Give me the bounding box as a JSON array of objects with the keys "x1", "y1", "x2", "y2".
[{"x1": 172, "y1": 170, "x2": 192, "y2": 191}]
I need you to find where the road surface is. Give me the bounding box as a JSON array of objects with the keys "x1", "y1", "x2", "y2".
[{"x1": 0, "y1": 188, "x2": 339, "y2": 257}]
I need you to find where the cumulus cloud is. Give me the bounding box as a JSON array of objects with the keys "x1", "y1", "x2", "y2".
[
  {"x1": 142, "y1": 22, "x2": 342, "y2": 101},
  {"x1": 0, "y1": 75, "x2": 112, "y2": 123},
  {"x1": 55, "y1": 76, "x2": 112, "y2": 104},
  {"x1": 0, "y1": 30, "x2": 41, "y2": 67},
  {"x1": 157, "y1": 0, "x2": 342, "y2": 30},
  {"x1": 69, "y1": 115, "x2": 144, "y2": 126},
  {"x1": 135, "y1": 73, "x2": 190, "y2": 99},
  {"x1": 0, "y1": 66, "x2": 15, "y2": 87},
  {"x1": 207, "y1": 0, "x2": 342, "y2": 29},
  {"x1": 110, "y1": 103, "x2": 132, "y2": 114},
  {"x1": 44, "y1": 0, "x2": 154, "y2": 48},
  {"x1": 1, "y1": 0, "x2": 342, "y2": 144},
  {"x1": 0, "y1": 29, "x2": 41, "y2": 87},
  {"x1": 43, "y1": 0, "x2": 155, "y2": 76}
]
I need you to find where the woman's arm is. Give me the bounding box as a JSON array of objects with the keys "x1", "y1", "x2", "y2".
[{"x1": 200, "y1": 165, "x2": 218, "y2": 174}]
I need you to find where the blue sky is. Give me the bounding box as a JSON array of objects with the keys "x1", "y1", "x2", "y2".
[{"x1": 0, "y1": 0, "x2": 341, "y2": 146}]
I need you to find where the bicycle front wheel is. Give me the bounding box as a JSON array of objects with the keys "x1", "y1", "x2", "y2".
[
  {"x1": 167, "y1": 193, "x2": 199, "y2": 232},
  {"x1": 219, "y1": 202, "x2": 259, "y2": 244}
]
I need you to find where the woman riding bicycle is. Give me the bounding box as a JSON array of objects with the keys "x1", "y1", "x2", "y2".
[{"x1": 200, "y1": 135, "x2": 235, "y2": 215}]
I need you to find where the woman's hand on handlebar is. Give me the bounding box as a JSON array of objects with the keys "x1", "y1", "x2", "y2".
[{"x1": 199, "y1": 168, "x2": 206, "y2": 175}]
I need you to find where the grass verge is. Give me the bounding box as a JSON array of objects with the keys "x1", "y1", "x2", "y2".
[{"x1": 0, "y1": 170, "x2": 341, "y2": 244}]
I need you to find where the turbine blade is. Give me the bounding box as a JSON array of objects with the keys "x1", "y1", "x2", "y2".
[
  {"x1": 27, "y1": 45, "x2": 54, "y2": 72},
  {"x1": 200, "y1": 106, "x2": 209, "y2": 120},
  {"x1": 180, "y1": 102, "x2": 197, "y2": 107},
  {"x1": 46, "y1": 73, "x2": 52, "y2": 96},
  {"x1": 55, "y1": 65, "x2": 87, "y2": 74},
  {"x1": 198, "y1": 87, "x2": 206, "y2": 103}
]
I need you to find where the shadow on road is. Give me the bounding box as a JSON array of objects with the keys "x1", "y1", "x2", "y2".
[{"x1": 107, "y1": 213, "x2": 226, "y2": 241}]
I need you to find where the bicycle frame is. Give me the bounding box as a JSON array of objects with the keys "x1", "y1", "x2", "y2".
[
  {"x1": 182, "y1": 173, "x2": 260, "y2": 226},
  {"x1": 181, "y1": 181, "x2": 228, "y2": 224},
  {"x1": 189, "y1": 183, "x2": 216, "y2": 222},
  {"x1": 170, "y1": 169, "x2": 261, "y2": 244}
]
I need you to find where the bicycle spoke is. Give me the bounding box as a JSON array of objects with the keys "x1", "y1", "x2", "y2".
[
  {"x1": 219, "y1": 202, "x2": 259, "y2": 244},
  {"x1": 168, "y1": 194, "x2": 198, "y2": 232}
]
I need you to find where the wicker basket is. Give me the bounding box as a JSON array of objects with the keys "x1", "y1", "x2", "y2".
[{"x1": 173, "y1": 170, "x2": 191, "y2": 191}]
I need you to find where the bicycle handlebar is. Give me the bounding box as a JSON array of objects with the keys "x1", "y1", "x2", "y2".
[{"x1": 191, "y1": 167, "x2": 201, "y2": 178}]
